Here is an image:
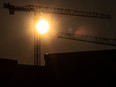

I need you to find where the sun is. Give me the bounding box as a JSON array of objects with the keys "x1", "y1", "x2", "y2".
[{"x1": 36, "y1": 19, "x2": 49, "y2": 34}]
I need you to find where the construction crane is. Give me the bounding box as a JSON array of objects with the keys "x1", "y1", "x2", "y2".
[
  {"x1": 3, "y1": 3, "x2": 111, "y2": 19},
  {"x1": 57, "y1": 32, "x2": 116, "y2": 46},
  {"x1": 3, "y1": 2, "x2": 111, "y2": 66}
]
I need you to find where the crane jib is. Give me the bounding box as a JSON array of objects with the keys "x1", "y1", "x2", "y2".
[
  {"x1": 3, "y1": 3, "x2": 111, "y2": 19},
  {"x1": 57, "y1": 32, "x2": 116, "y2": 46}
]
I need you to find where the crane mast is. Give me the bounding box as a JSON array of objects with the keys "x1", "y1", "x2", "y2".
[{"x1": 57, "y1": 32, "x2": 116, "y2": 46}]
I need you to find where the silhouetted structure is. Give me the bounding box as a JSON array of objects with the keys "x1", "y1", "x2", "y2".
[
  {"x1": 45, "y1": 49, "x2": 115, "y2": 86},
  {"x1": 0, "y1": 59, "x2": 48, "y2": 86},
  {"x1": 0, "y1": 49, "x2": 115, "y2": 86}
]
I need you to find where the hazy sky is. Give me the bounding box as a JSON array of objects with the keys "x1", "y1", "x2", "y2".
[{"x1": 0, "y1": 0, "x2": 116, "y2": 65}]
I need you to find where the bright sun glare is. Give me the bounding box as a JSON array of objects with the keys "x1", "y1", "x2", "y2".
[{"x1": 36, "y1": 19, "x2": 49, "y2": 34}]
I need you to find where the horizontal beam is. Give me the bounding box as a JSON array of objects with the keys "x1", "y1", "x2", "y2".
[
  {"x1": 57, "y1": 32, "x2": 116, "y2": 46},
  {"x1": 4, "y1": 3, "x2": 111, "y2": 19}
]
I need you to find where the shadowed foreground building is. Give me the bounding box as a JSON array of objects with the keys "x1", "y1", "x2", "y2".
[{"x1": 0, "y1": 49, "x2": 115, "y2": 86}]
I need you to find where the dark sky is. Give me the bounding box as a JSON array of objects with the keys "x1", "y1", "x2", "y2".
[{"x1": 0, "y1": 0, "x2": 116, "y2": 65}]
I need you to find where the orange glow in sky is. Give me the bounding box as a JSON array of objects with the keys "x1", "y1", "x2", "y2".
[{"x1": 36, "y1": 19, "x2": 49, "y2": 34}]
